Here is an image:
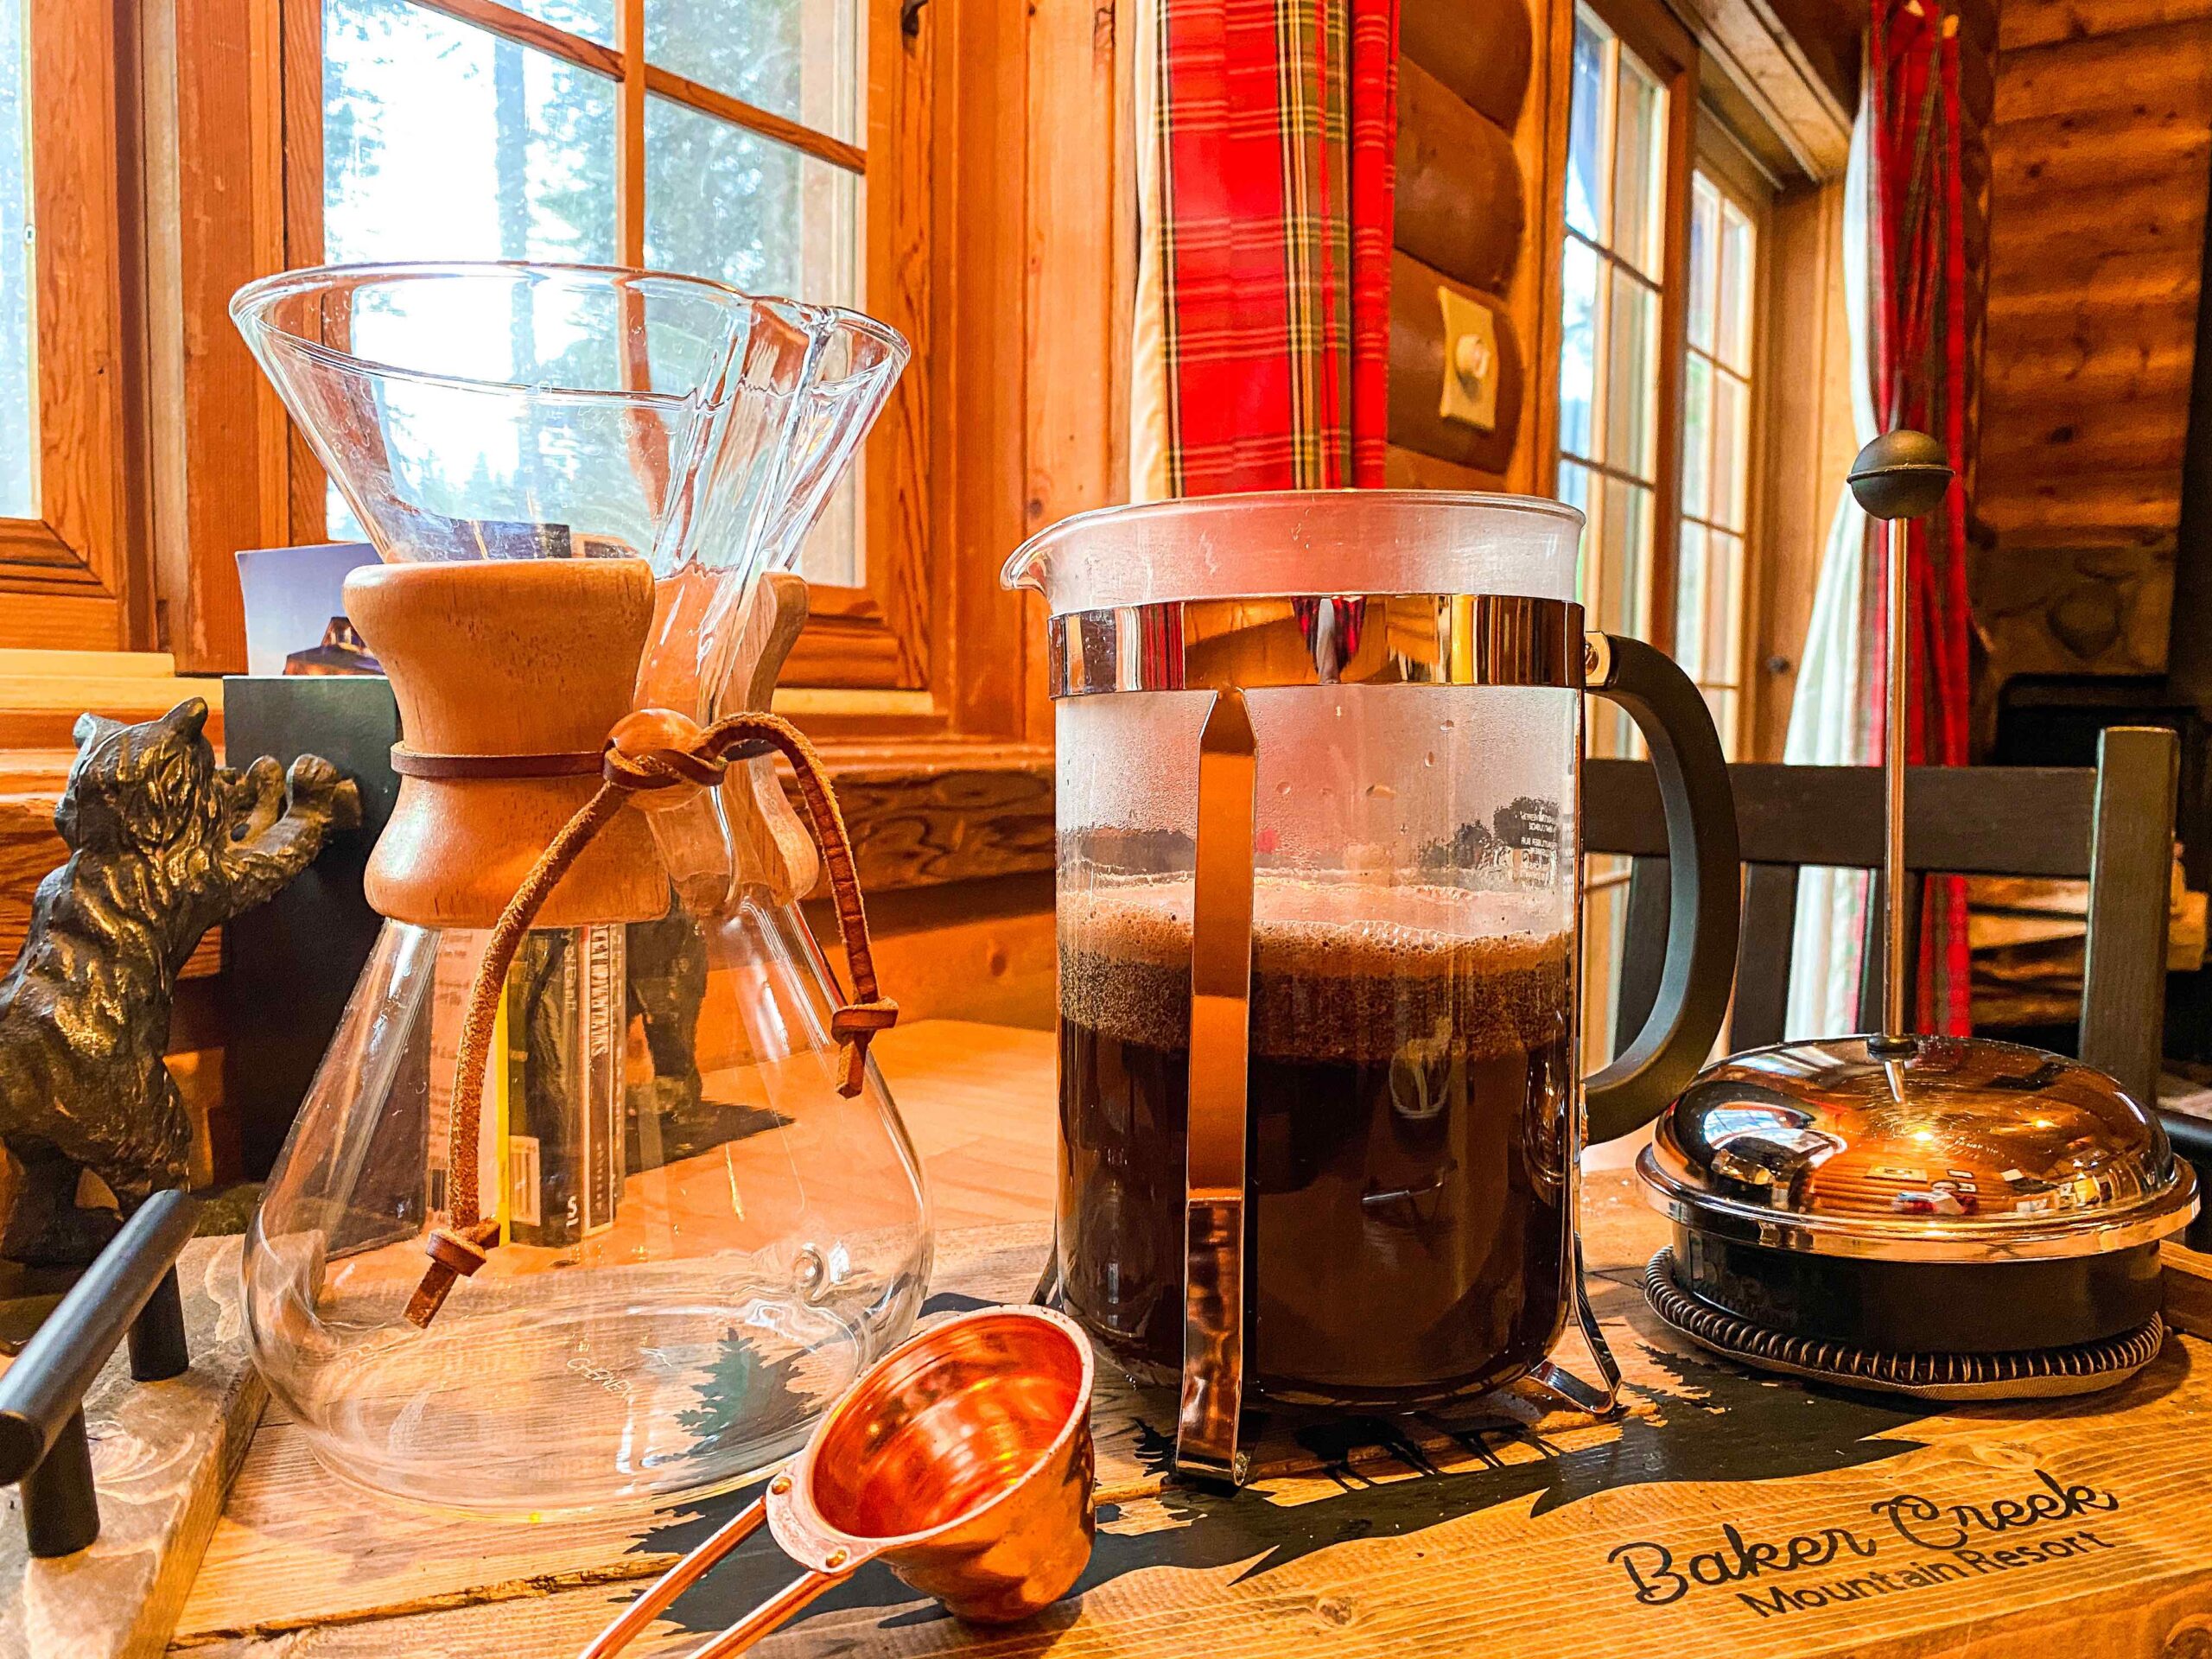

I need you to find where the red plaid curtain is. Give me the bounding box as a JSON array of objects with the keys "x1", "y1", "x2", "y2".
[
  {"x1": 1868, "y1": 0, "x2": 1982, "y2": 1033},
  {"x1": 1147, "y1": 0, "x2": 1400, "y2": 493}
]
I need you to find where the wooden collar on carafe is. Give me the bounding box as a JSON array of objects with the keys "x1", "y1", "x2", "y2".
[{"x1": 403, "y1": 707, "x2": 898, "y2": 1330}]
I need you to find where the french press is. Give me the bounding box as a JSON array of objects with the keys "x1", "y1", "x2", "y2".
[{"x1": 1005, "y1": 490, "x2": 1741, "y2": 1481}]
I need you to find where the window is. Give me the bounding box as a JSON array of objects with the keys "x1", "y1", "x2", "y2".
[
  {"x1": 1556, "y1": 0, "x2": 1694, "y2": 1077},
  {"x1": 1676, "y1": 168, "x2": 1758, "y2": 757},
  {"x1": 316, "y1": 0, "x2": 868, "y2": 584},
  {"x1": 0, "y1": 0, "x2": 137, "y2": 650},
  {"x1": 1558, "y1": 2, "x2": 1675, "y2": 767}
]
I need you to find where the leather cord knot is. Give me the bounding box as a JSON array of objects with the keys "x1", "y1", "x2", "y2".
[
  {"x1": 403, "y1": 1218, "x2": 501, "y2": 1328},
  {"x1": 830, "y1": 998, "x2": 901, "y2": 1093},
  {"x1": 406, "y1": 706, "x2": 898, "y2": 1330},
  {"x1": 602, "y1": 709, "x2": 730, "y2": 794}
]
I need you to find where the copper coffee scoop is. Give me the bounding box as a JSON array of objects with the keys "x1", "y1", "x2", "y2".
[{"x1": 579, "y1": 1305, "x2": 1096, "y2": 1659}]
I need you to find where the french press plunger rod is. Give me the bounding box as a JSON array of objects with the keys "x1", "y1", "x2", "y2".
[{"x1": 1844, "y1": 427, "x2": 1956, "y2": 1052}]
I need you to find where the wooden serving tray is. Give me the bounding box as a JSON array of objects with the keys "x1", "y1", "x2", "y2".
[
  {"x1": 43, "y1": 1023, "x2": 2212, "y2": 1657},
  {"x1": 167, "y1": 1177, "x2": 2212, "y2": 1657}
]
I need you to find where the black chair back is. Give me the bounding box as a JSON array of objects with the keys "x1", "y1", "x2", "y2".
[{"x1": 1583, "y1": 725, "x2": 2180, "y2": 1108}]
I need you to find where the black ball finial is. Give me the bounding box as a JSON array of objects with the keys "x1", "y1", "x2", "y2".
[{"x1": 1847, "y1": 429, "x2": 1952, "y2": 522}]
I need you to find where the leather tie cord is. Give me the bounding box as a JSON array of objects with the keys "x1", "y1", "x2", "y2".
[{"x1": 404, "y1": 709, "x2": 899, "y2": 1330}]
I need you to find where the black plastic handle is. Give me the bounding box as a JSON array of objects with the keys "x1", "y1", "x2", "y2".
[
  {"x1": 0, "y1": 1187, "x2": 200, "y2": 1556},
  {"x1": 1585, "y1": 633, "x2": 1741, "y2": 1145}
]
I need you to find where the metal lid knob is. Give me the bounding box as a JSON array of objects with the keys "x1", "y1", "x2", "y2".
[{"x1": 1847, "y1": 429, "x2": 1952, "y2": 522}]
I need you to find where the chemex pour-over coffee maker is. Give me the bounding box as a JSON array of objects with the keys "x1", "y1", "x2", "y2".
[
  {"x1": 232, "y1": 263, "x2": 931, "y2": 1512},
  {"x1": 1006, "y1": 491, "x2": 1743, "y2": 1481}
]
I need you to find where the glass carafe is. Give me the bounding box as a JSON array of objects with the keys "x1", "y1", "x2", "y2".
[
  {"x1": 1005, "y1": 491, "x2": 1740, "y2": 1481},
  {"x1": 233, "y1": 263, "x2": 930, "y2": 1512}
]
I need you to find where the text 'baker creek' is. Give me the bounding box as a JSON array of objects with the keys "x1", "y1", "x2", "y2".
[{"x1": 1605, "y1": 1469, "x2": 2121, "y2": 1618}]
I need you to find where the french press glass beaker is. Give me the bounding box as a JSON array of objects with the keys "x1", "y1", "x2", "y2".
[{"x1": 1005, "y1": 490, "x2": 1740, "y2": 1481}]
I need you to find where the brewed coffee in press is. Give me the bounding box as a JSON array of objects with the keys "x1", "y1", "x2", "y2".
[
  {"x1": 1059, "y1": 881, "x2": 1573, "y2": 1403},
  {"x1": 1006, "y1": 492, "x2": 1744, "y2": 1479}
]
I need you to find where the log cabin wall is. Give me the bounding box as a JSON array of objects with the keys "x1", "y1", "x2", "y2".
[
  {"x1": 1974, "y1": 0, "x2": 2212, "y2": 700},
  {"x1": 1389, "y1": 0, "x2": 1557, "y2": 493}
]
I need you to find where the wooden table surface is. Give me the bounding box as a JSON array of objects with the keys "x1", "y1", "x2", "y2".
[{"x1": 167, "y1": 1020, "x2": 2212, "y2": 1658}]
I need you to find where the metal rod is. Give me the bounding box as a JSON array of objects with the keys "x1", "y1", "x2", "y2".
[
  {"x1": 0, "y1": 1189, "x2": 201, "y2": 1485},
  {"x1": 22, "y1": 1408, "x2": 97, "y2": 1559},
  {"x1": 127, "y1": 1264, "x2": 190, "y2": 1382},
  {"x1": 681, "y1": 1565, "x2": 850, "y2": 1659},
  {"x1": 1885, "y1": 513, "x2": 1910, "y2": 1043},
  {"x1": 577, "y1": 1496, "x2": 769, "y2": 1659}
]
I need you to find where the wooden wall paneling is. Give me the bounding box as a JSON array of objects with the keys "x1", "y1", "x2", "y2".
[
  {"x1": 1754, "y1": 175, "x2": 1856, "y2": 760},
  {"x1": 1759, "y1": 0, "x2": 1864, "y2": 111},
  {"x1": 932, "y1": 0, "x2": 1039, "y2": 743},
  {"x1": 1382, "y1": 445, "x2": 1510, "y2": 492},
  {"x1": 280, "y1": 0, "x2": 328, "y2": 545},
  {"x1": 780, "y1": 0, "x2": 937, "y2": 700},
  {"x1": 794, "y1": 741, "x2": 1055, "y2": 893},
  {"x1": 1395, "y1": 58, "x2": 1526, "y2": 295},
  {"x1": 1666, "y1": 0, "x2": 1853, "y2": 178},
  {"x1": 1387, "y1": 251, "x2": 1526, "y2": 476},
  {"x1": 1974, "y1": 0, "x2": 2212, "y2": 688},
  {"x1": 150, "y1": 0, "x2": 288, "y2": 675},
  {"x1": 1022, "y1": 0, "x2": 1122, "y2": 738},
  {"x1": 1398, "y1": 0, "x2": 1550, "y2": 493},
  {"x1": 1400, "y1": 0, "x2": 1535, "y2": 129},
  {"x1": 1999, "y1": 0, "x2": 2210, "y2": 48},
  {"x1": 1110, "y1": 0, "x2": 1139, "y2": 512},
  {"x1": 1522, "y1": 0, "x2": 1574, "y2": 494},
  {"x1": 803, "y1": 871, "x2": 1058, "y2": 1028}
]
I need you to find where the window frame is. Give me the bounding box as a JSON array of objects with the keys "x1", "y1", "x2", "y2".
[
  {"x1": 0, "y1": 0, "x2": 148, "y2": 650},
  {"x1": 277, "y1": 0, "x2": 937, "y2": 711},
  {"x1": 1681, "y1": 107, "x2": 1776, "y2": 761},
  {"x1": 1549, "y1": 0, "x2": 1696, "y2": 655}
]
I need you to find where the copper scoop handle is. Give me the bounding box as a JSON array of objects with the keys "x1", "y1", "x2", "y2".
[
  {"x1": 681, "y1": 1566, "x2": 851, "y2": 1659},
  {"x1": 577, "y1": 1497, "x2": 854, "y2": 1659}
]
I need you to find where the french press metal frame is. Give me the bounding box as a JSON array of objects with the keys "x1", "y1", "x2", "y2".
[{"x1": 1046, "y1": 589, "x2": 1741, "y2": 1484}]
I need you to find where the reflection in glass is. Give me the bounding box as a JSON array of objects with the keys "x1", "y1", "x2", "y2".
[
  {"x1": 0, "y1": 0, "x2": 31, "y2": 518},
  {"x1": 1677, "y1": 167, "x2": 1758, "y2": 758},
  {"x1": 1559, "y1": 238, "x2": 1601, "y2": 461},
  {"x1": 1675, "y1": 522, "x2": 1707, "y2": 678},
  {"x1": 1604, "y1": 266, "x2": 1657, "y2": 480},
  {"x1": 1719, "y1": 196, "x2": 1755, "y2": 372},
  {"x1": 1704, "y1": 683, "x2": 1738, "y2": 752},
  {"x1": 1611, "y1": 50, "x2": 1667, "y2": 277},
  {"x1": 500, "y1": 0, "x2": 615, "y2": 44},
  {"x1": 1560, "y1": 458, "x2": 1592, "y2": 607},
  {"x1": 323, "y1": 0, "x2": 618, "y2": 539},
  {"x1": 1688, "y1": 175, "x2": 1719, "y2": 355},
  {"x1": 645, "y1": 0, "x2": 862, "y2": 146},
  {"x1": 645, "y1": 96, "x2": 862, "y2": 584},
  {"x1": 1682, "y1": 354, "x2": 1711, "y2": 522},
  {"x1": 1710, "y1": 529, "x2": 1745, "y2": 677},
  {"x1": 1713, "y1": 368, "x2": 1749, "y2": 531},
  {"x1": 645, "y1": 97, "x2": 858, "y2": 308},
  {"x1": 1601, "y1": 474, "x2": 1652, "y2": 760},
  {"x1": 324, "y1": 0, "x2": 617, "y2": 266},
  {"x1": 1567, "y1": 13, "x2": 1608, "y2": 242}
]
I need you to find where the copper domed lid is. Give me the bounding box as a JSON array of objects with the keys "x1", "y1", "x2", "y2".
[{"x1": 1637, "y1": 1033, "x2": 2199, "y2": 1262}]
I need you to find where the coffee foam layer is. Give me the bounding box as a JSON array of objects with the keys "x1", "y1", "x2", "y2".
[{"x1": 1059, "y1": 880, "x2": 1572, "y2": 1064}]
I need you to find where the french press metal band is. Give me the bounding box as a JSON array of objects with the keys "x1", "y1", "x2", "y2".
[{"x1": 1044, "y1": 591, "x2": 1741, "y2": 1484}]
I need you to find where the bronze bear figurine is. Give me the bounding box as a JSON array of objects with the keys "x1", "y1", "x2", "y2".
[{"x1": 0, "y1": 699, "x2": 359, "y2": 1265}]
